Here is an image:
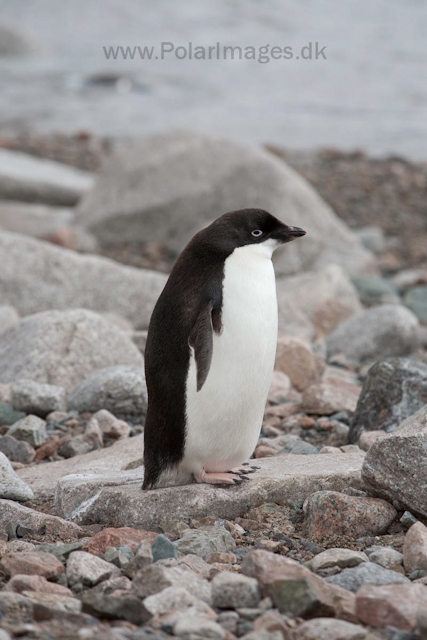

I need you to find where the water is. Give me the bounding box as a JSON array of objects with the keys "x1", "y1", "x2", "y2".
[{"x1": 0, "y1": 0, "x2": 426, "y2": 159}]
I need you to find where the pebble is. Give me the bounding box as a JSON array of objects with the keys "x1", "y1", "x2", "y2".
[
  {"x1": 1, "y1": 551, "x2": 64, "y2": 580},
  {"x1": 103, "y1": 547, "x2": 130, "y2": 569},
  {"x1": 81, "y1": 590, "x2": 150, "y2": 626},
  {"x1": 82, "y1": 527, "x2": 157, "y2": 556},
  {"x1": 326, "y1": 562, "x2": 410, "y2": 593},
  {"x1": 173, "y1": 616, "x2": 226, "y2": 639},
  {"x1": 403, "y1": 522, "x2": 427, "y2": 573},
  {"x1": 124, "y1": 540, "x2": 153, "y2": 578},
  {"x1": 303, "y1": 490, "x2": 397, "y2": 539},
  {"x1": 280, "y1": 440, "x2": 318, "y2": 455},
  {"x1": 0, "y1": 451, "x2": 34, "y2": 501},
  {"x1": 275, "y1": 336, "x2": 325, "y2": 391},
  {"x1": 10, "y1": 380, "x2": 67, "y2": 418},
  {"x1": 58, "y1": 434, "x2": 94, "y2": 458},
  {"x1": 177, "y1": 526, "x2": 236, "y2": 560},
  {"x1": 212, "y1": 571, "x2": 261, "y2": 609},
  {"x1": 368, "y1": 547, "x2": 404, "y2": 572},
  {"x1": 131, "y1": 564, "x2": 212, "y2": 604},
  {"x1": 66, "y1": 551, "x2": 121, "y2": 587},
  {"x1": 308, "y1": 548, "x2": 369, "y2": 572},
  {"x1": 295, "y1": 617, "x2": 368, "y2": 640},
  {"x1": 7, "y1": 415, "x2": 48, "y2": 448},
  {"x1": 83, "y1": 417, "x2": 103, "y2": 448},
  {"x1": 400, "y1": 511, "x2": 418, "y2": 528},
  {"x1": 92, "y1": 409, "x2": 131, "y2": 439},
  {"x1": 151, "y1": 534, "x2": 178, "y2": 563},
  {"x1": 5, "y1": 574, "x2": 72, "y2": 596},
  {"x1": 142, "y1": 585, "x2": 216, "y2": 627},
  {"x1": 0, "y1": 401, "x2": 25, "y2": 426},
  {"x1": 356, "y1": 583, "x2": 427, "y2": 630},
  {"x1": 0, "y1": 435, "x2": 35, "y2": 463},
  {"x1": 404, "y1": 285, "x2": 427, "y2": 324},
  {"x1": 351, "y1": 274, "x2": 400, "y2": 306},
  {"x1": 177, "y1": 554, "x2": 213, "y2": 580},
  {"x1": 302, "y1": 377, "x2": 361, "y2": 415}
]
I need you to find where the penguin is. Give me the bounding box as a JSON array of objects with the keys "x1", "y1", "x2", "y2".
[{"x1": 142, "y1": 208, "x2": 306, "y2": 489}]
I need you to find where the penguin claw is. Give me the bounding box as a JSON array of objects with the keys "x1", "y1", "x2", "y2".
[
  {"x1": 233, "y1": 477, "x2": 243, "y2": 485},
  {"x1": 238, "y1": 474, "x2": 251, "y2": 481}
]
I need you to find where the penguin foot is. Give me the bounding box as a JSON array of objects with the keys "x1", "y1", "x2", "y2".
[
  {"x1": 229, "y1": 464, "x2": 260, "y2": 474},
  {"x1": 194, "y1": 469, "x2": 246, "y2": 485}
]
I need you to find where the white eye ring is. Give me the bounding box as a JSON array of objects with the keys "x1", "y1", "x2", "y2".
[{"x1": 251, "y1": 229, "x2": 263, "y2": 237}]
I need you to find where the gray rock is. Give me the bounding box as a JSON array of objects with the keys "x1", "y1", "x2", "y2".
[
  {"x1": 0, "y1": 149, "x2": 93, "y2": 206},
  {"x1": 0, "y1": 402, "x2": 25, "y2": 426},
  {"x1": 0, "y1": 452, "x2": 34, "y2": 501},
  {"x1": 82, "y1": 590, "x2": 150, "y2": 625},
  {"x1": 309, "y1": 548, "x2": 369, "y2": 572},
  {"x1": 0, "y1": 435, "x2": 35, "y2": 464},
  {"x1": 178, "y1": 526, "x2": 236, "y2": 560},
  {"x1": 362, "y1": 404, "x2": 427, "y2": 518},
  {"x1": 212, "y1": 571, "x2": 261, "y2": 609},
  {"x1": 174, "y1": 617, "x2": 226, "y2": 640},
  {"x1": 0, "y1": 499, "x2": 83, "y2": 540},
  {"x1": 354, "y1": 225, "x2": 385, "y2": 254},
  {"x1": 103, "y1": 547, "x2": 129, "y2": 569},
  {"x1": 404, "y1": 286, "x2": 427, "y2": 324},
  {"x1": 0, "y1": 231, "x2": 167, "y2": 329},
  {"x1": 369, "y1": 547, "x2": 403, "y2": 571},
  {"x1": 351, "y1": 275, "x2": 400, "y2": 306},
  {"x1": 326, "y1": 305, "x2": 419, "y2": 366},
  {"x1": 0, "y1": 305, "x2": 19, "y2": 335},
  {"x1": 295, "y1": 618, "x2": 368, "y2": 640},
  {"x1": 401, "y1": 511, "x2": 418, "y2": 528},
  {"x1": 37, "y1": 541, "x2": 84, "y2": 562},
  {"x1": 54, "y1": 453, "x2": 364, "y2": 530},
  {"x1": 326, "y1": 562, "x2": 409, "y2": 592},
  {"x1": 124, "y1": 540, "x2": 153, "y2": 578},
  {"x1": 0, "y1": 309, "x2": 143, "y2": 391},
  {"x1": 350, "y1": 357, "x2": 427, "y2": 442},
  {"x1": 92, "y1": 410, "x2": 130, "y2": 440},
  {"x1": 0, "y1": 201, "x2": 74, "y2": 239},
  {"x1": 11, "y1": 380, "x2": 67, "y2": 417},
  {"x1": 7, "y1": 415, "x2": 48, "y2": 448},
  {"x1": 76, "y1": 131, "x2": 372, "y2": 276},
  {"x1": 68, "y1": 366, "x2": 147, "y2": 420},
  {"x1": 66, "y1": 551, "x2": 121, "y2": 587},
  {"x1": 280, "y1": 440, "x2": 318, "y2": 455},
  {"x1": 152, "y1": 534, "x2": 178, "y2": 563},
  {"x1": 131, "y1": 564, "x2": 212, "y2": 604},
  {"x1": 58, "y1": 435, "x2": 94, "y2": 459},
  {"x1": 0, "y1": 25, "x2": 35, "y2": 56}
]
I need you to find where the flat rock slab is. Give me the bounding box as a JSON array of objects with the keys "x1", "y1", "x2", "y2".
[{"x1": 54, "y1": 453, "x2": 364, "y2": 530}]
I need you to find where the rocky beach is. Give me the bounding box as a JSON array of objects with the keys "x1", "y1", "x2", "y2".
[{"x1": 0, "y1": 127, "x2": 425, "y2": 640}]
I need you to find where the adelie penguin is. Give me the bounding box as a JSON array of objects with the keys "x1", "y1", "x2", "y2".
[{"x1": 142, "y1": 208, "x2": 306, "y2": 489}]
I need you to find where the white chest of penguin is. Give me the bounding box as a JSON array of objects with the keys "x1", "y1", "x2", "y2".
[{"x1": 183, "y1": 242, "x2": 278, "y2": 473}]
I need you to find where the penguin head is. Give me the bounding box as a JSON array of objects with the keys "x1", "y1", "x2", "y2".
[{"x1": 201, "y1": 208, "x2": 306, "y2": 255}]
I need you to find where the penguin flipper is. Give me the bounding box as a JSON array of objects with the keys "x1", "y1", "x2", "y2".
[{"x1": 189, "y1": 299, "x2": 214, "y2": 392}]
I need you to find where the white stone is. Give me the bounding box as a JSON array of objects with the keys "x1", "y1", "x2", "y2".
[
  {"x1": 0, "y1": 452, "x2": 34, "y2": 501},
  {"x1": 66, "y1": 551, "x2": 120, "y2": 586}
]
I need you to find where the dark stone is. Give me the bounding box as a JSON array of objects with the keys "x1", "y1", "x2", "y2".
[
  {"x1": 0, "y1": 435, "x2": 35, "y2": 463},
  {"x1": 151, "y1": 534, "x2": 178, "y2": 562},
  {"x1": 81, "y1": 590, "x2": 151, "y2": 625},
  {"x1": 280, "y1": 440, "x2": 318, "y2": 455},
  {"x1": 350, "y1": 357, "x2": 427, "y2": 443},
  {"x1": 16, "y1": 524, "x2": 35, "y2": 538},
  {"x1": 0, "y1": 402, "x2": 26, "y2": 426},
  {"x1": 326, "y1": 562, "x2": 410, "y2": 593}
]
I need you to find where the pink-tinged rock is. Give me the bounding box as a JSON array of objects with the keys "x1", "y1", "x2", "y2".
[
  {"x1": 403, "y1": 522, "x2": 427, "y2": 573},
  {"x1": 295, "y1": 618, "x2": 367, "y2": 640},
  {"x1": 0, "y1": 499, "x2": 83, "y2": 541},
  {"x1": 275, "y1": 336, "x2": 325, "y2": 392},
  {"x1": 82, "y1": 527, "x2": 157, "y2": 555},
  {"x1": 356, "y1": 583, "x2": 427, "y2": 630},
  {"x1": 5, "y1": 574, "x2": 72, "y2": 596},
  {"x1": 313, "y1": 301, "x2": 357, "y2": 340},
  {"x1": 303, "y1": 491, "x2": 397, "y2": 540},
  {"x1": 358, "y1": 430, "x2": 387, "y2": 452},
  {"x1": 302, "y1": 377, "x2": 361, "y2": 415},
  {"x1": 254, "y1": 445, "x2": 277, "y2": 459},
  {"x1": 0, "y1": 551, "x2": 64, "y2": 580},
  {"x1": 268, "y1": 371, "x2": 291, "y2": 403},
  {"x1": 92, "y1": 409, "x2": 131, "y2": 440}
]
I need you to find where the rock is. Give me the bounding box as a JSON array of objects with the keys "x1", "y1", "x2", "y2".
[
  {"x1": 326, "y1": 305, "x2": 420, "y2": 366},
  {"x1": 368, "y1": 547, "x2": 403, "y2": 572},
  {"x1": 36, "y1": 542, "x2": 83, "y2": 562},
  {"x1": 0, "y1": 306, "x2": 19, "y2": 335},
  {"x1": 358, "y1": 431, "x2": 387, "y2": 451},
  {"x1": 131, "y1": 564, "x2": 212, "y2": 604},
  {"x1": 54, "y1": 453, "x2": 364, "y2": 530},
  {"x1": 102, "y1": 547, "x2": 129, "y2": 569},
  {"x1": 23, "y1": 591, "x2": 81, "y2": 614},
  {"x1": 417, "y1": 609, "x2": 427, "y2": 640},
  {"x1": 404, "y1": 286, "x2": 427, "y2": 324},
  {"x1": 66, "y1": 551, "x2": 120, "y2": 587},
  {"x1": 303, "y1": 491, "x2": 397, "y2": 540},
  {"x1": 212, "y1": 572, "x2": 261, "y2": 609},
  {"x1": 0, "y1": 200, "x2": 75, "y2": 240},
  {"x1": 7, "y1": 415, "x2": 48, "y2": 448},
  {"x1": 0, "y1": 453, "x2": 34, "y2": 502},
  {"x1": 403, "y1": 522, "x2": 427, "y2": 574},
  {"x1": 91, "y1": 409, "x2": 131, "y2": 439},
  {"x1": 309, "y1": 548, "x2": 369, "y2": 573},
  {"x1": 76, "y1": 131, "x2": 371, "y2": 275},
  {"x1": 268, "y1": 371, "x2": 291, "y2": 403},
  {"x1": 143, "y1": 585, "x2": 216, "y2": 629},
  {"x1": 208, "y1": 552, "x2": 236, "y2": 564},
  {"x1": 312, "y1": 300, "x2": 357, "y2": 340},
  {"x1": 0, "y1": 402, "x2": 26, "y2": 426},
  {"x1": 0, "y1": 231, "x2": 167, "y2": 328},
  {"x1": 0, "y1": 309, "x2": 143, "y2": 392},
  {"x1": 152, "y1": 534, "x2": 178, "y2": 563},
  {"x1": 354, "y1": 226, "x2": 385, "y2": 254},
  {"x1": 10, "y1": 380, "x2": 66, "y2": 418},
  {"x1": 0, "y1": 436, "x2": 35, "y2": 464},
  {"x1": 0, "y1": 591, "x2": 33, "y2": 623},
  {"x1": 83, "y1": 528, "x2": 156, "y2": 556},
  {"x1": 275, "y1": 336, "x2": 325, "y2": 391},
  {"x1": 1, "y1": 551, "x2": 64, "y2": 580},
  {"x1": 351, "y1": 275, "x2": 399, "y2": 306},
  {"x1": 178, "y1": 554, "x2": 213, "y2": 580},
  {"x1": 178, "y1": 526, "x2": 236, "y2": 560},
  {"x1": 0, "y1": 25, "x2": 35, "y2": 56},
  {"x1": 280, "y1": 440, "x2": 318, "y2": 455},
  {"x1": 81, "y1": 590, "x2": 150, "y2": 625},
  {"x1": 5, "y1": 574, "x2": 72, "y2": 596},
  {"x1": 326, "y1": 562, "x2": 410, "y2": 593},
  {"x1": 356, "y1": 583, "x2": 427, "y2": 630},
  {"x1": 350, "y1": 357, "x2": 427, "y2": 443},
  {"x1": 58, "y1": 436, "x2": 94, "y2": 459},
  {"x1": 295, "y1": 618, "x2": 368, "y2": 640},
  {"x1": 362, "y1": 404, "x2": 427, "y2": 518},
  {"x1": 0, "y1": 499, "x2": 82, "y2": 541},
  {"x1": 401, "y1": 511, "x2": 418, "y2": 529},
  {"x1": 68, "y1": 366, "x2": 147, "y2": 420},
  {"x1": 0, "y1": 149, "x2": 93, "y2": 206},
  {"x1": 124, "y1": 540, "x2": 153, "y2": 577},
  {"x1": 83, "y1": 417, "x2": 103, "y2": 448},
  {"x1": 302, "y1": 377, "x2": 361, "y2": 415},
  {"x1": 174, "y1": 616, "x2": 226, "y2": 639}
]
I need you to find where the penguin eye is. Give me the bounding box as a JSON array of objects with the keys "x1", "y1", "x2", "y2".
[{"x1": 251, "y1": 229, "x2": 263, "y2": 237}]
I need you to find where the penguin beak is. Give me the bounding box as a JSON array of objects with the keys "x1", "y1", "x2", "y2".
[{"x1": 275, "y1": 225, "x2": 307, "y2": 244}]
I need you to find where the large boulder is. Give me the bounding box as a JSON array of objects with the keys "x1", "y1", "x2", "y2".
[
  {"x1": 76, "y1": 131, "x2": 372, "y2": 276},
  {"x1": 0, "y1": 232, "x2": 166, "y2": 328},
  {"x1": 0, "y1": 309, "x2": 143, "y2": 391},
  {"x1": 0, "y1": 305, "x2": 19, "y2": 334},
  {"x1": 326, "y1": 305, "x2": 419, "y2": 366},
  {"x1": 362, "y1": 404, "x2": 427, "y2": 517},
  {"x1": 0, "y1": 201, "x2": 74, "y2": 238},
  {"x1": 0, "y1": 149, "x2": 93, "y2": 205},
  {"x1": 350, "y1": 358, "x2": 427, "y2": 443}
]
